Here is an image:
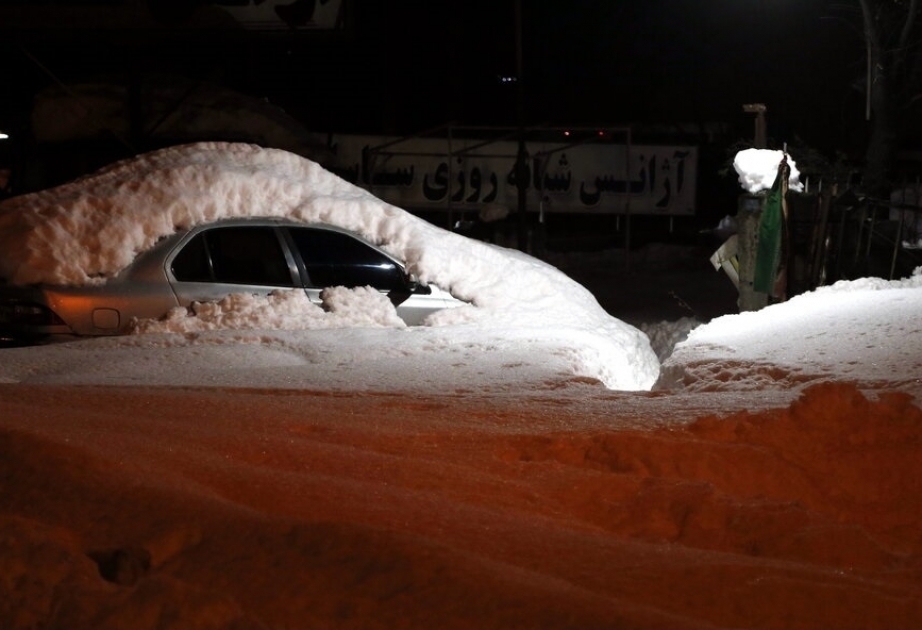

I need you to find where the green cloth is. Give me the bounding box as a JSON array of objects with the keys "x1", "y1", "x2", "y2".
[{"x1": 753, "y1": 161, "x2": 786, "y2": 294}]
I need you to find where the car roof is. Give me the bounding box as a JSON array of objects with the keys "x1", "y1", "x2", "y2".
[{"x1": 196, "y1": 216, "x2": 389, "y2": 239}]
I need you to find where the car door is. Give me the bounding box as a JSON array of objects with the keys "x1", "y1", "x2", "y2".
[
  {"x1": 285, "y1": 226, "x2": 457, "y2": 325},
  {"x1": 169, "y1": 224, "x2": 300, "y2": 305}
]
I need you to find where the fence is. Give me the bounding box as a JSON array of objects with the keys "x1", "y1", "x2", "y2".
[{"x1": 789, "y1": 187, "x2": 922, "y2": 293}]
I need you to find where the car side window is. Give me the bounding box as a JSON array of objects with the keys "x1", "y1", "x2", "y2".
[
  {"x1": 288, "y1": 228, "x2": 406, "y2": 291},
  {"x1": 172, "y1": 226, "x2": 295, "y2": 287}
]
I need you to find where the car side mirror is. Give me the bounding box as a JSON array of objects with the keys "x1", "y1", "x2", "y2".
[{"x1": 406, "y1": 272, "x2": 431, "y2": 295}]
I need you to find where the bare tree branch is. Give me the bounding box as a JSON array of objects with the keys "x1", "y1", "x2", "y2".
[{"x1": 899, "y1": 0, "x2": 918, "y2": 50}]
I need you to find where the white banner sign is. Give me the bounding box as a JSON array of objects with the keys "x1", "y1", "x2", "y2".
[{"x1": 322, "y1": 134, "x2": 697, "y2": 216}]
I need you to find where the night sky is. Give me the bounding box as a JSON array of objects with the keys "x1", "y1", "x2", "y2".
[
  {"x1": 0, "y1": 1, "x2": 866, "y2": 158},
  {"x1": 297, "y1": 0, "x2": 865, "y2": 153}
]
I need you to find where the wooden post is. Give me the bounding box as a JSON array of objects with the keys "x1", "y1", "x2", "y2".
[{"x1": 736, "y1": 194, "x2": 769, "y2": 311}]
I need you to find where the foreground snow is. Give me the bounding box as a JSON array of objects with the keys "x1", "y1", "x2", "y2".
[
  {"x1": 3, "y1": 145, "x2": 921, "y2": 630},
  {"x1": 1, "y1": 354, "x2": 920, "y2": 629}
]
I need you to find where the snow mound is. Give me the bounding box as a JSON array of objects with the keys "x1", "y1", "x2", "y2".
[
  {"x1": 664, "y1": 269, "x2": 922, "y2": 390},
  {"x1": 0, "y1": 142, "x2": 659, "y2": 391}
]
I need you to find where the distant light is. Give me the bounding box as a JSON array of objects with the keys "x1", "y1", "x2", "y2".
[
  {"x1": 497, "y1": 75, "x2": 518, "y2": 84},
  {"x1": 0, "y1": 132, "x2": 8, "y2": 140}
]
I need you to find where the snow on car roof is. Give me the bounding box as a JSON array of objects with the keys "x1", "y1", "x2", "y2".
[{"x1": 0, "y1": 142, "x2": 660, "y2": 390}]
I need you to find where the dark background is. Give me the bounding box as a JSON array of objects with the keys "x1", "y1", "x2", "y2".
[
  {"x1": 0, "y1": 0, "x2": 873, "y2": 236},
  {"x1": 0, "y1": 1, "x2": 866, "y2": 144},
  {"x1": 269, "y1": 0, "x2": 864, "y2": 154}
]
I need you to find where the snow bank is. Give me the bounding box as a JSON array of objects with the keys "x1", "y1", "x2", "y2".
[{"x1": 665, "y1": 269, "x2": 922, "y2": 390}]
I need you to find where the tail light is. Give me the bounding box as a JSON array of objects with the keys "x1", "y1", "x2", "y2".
[{"x1": 0, "y1": 302, "x2": 66, "y2": 326}]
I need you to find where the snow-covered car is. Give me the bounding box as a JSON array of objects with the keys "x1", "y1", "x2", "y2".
[
  {"x1": 0, "y1": 217, "x2": 462, "y2": 342},
  {"x1": 0, "y1": 142, "x2": 660, "y2": 390}
]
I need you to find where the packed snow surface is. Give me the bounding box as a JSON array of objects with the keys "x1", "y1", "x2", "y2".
[{"x1": 0, "y1": 142, "x2": 659, "y2": 391}]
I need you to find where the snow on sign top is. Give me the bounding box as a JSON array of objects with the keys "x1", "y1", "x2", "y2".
[
  {"x1": 733, "y1": 148, "x2": 804, "y2": 194},
  {"x1": 0, "y1": 142, "x2": 660, "y2": 390}
]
